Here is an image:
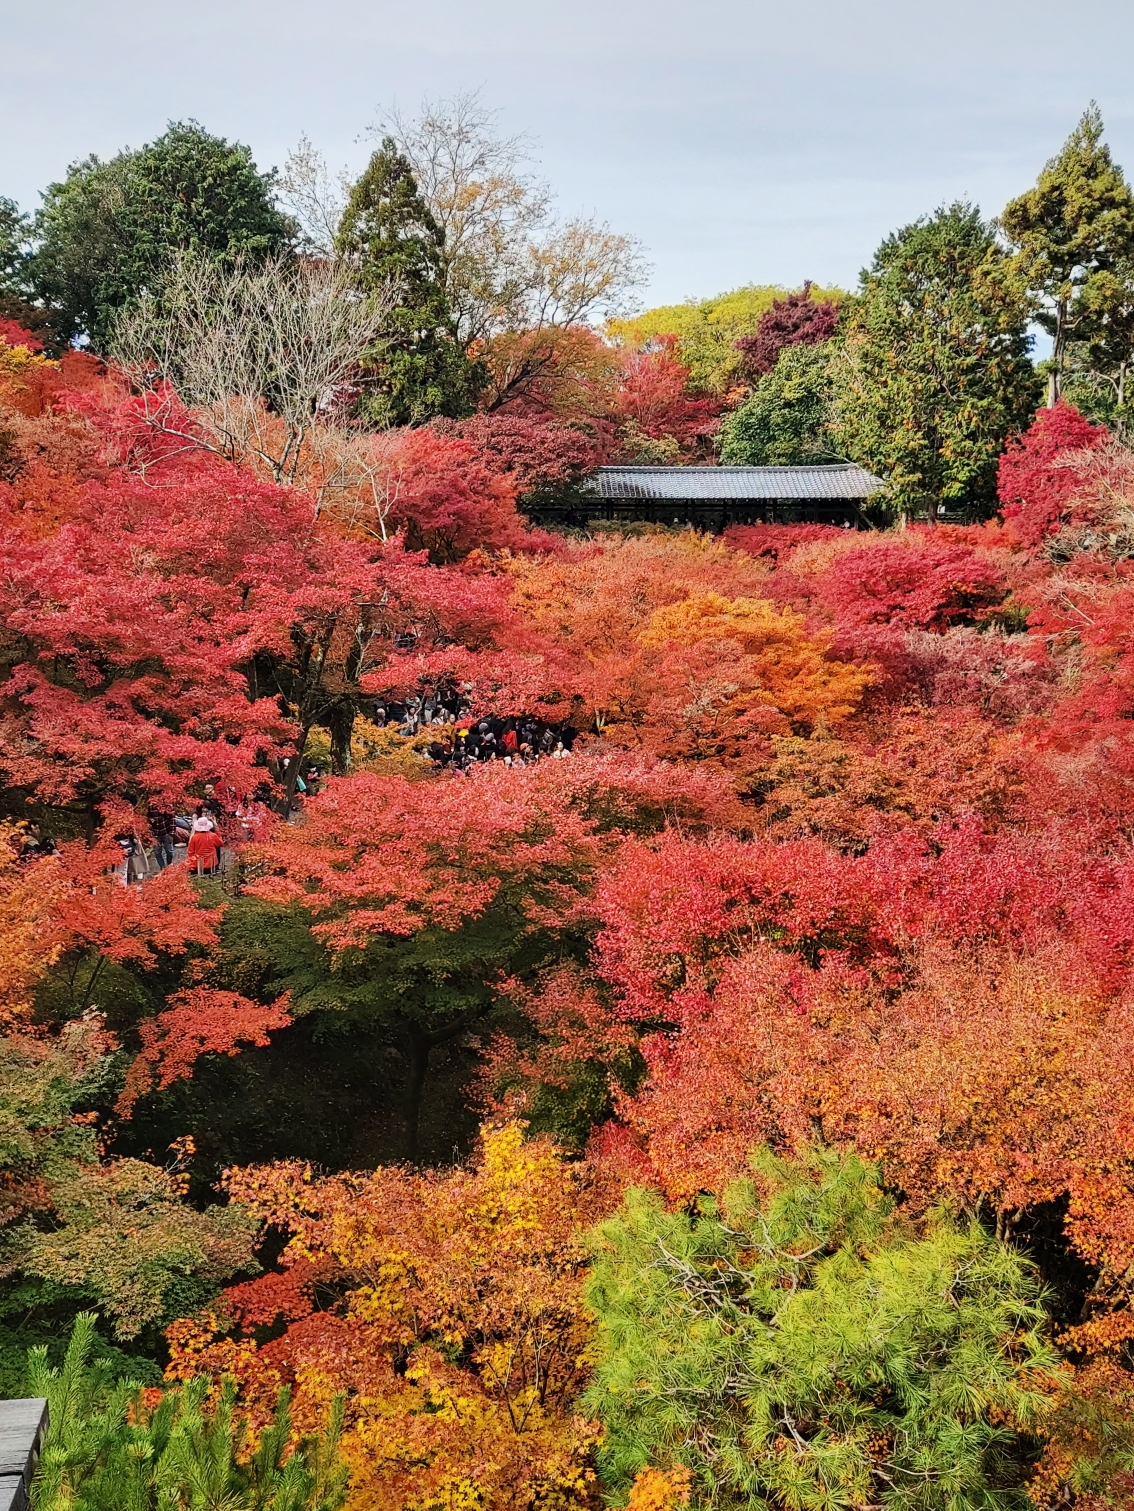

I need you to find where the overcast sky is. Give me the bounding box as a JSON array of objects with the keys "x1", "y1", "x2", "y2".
[{"x1": 3, "y1": 0, "x2": 1133, "y2": 309}]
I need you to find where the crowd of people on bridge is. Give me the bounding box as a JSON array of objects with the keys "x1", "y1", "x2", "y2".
[
  {"x1": 115, "y1": 781, "x2": 285, "y2": 884},
  {"x1": 427, "y1": 718, "x2": 574, "y2": 771}
]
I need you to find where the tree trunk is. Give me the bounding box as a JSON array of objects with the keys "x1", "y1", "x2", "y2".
[
  {"x1": 276, "y1": 728, "x2": 309, "y2": 815},
  {"x1": 327, "y1": 703, "x2": 356, "y2": 776},
  {"x1": 1049, "y1": 296, "x2": 1069, "y2": 406},
  {"x1": 402, "y1": 1032, "x2": 431, "y2": 1164}
]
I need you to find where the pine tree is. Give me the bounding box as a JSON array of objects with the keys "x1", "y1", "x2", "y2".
[
  {"x1": 585, "y1": 1147, "x2": 1057, "y2": 1511},
  {"x1": 29, "y1": 1314, "x2": 348, "y2": 1511},
  {"x1": 336, "y1": 140, "x2": 477, "y2": 426}
]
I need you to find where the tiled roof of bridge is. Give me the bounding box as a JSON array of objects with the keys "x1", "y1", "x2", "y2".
[{"x1": 584, "y1": 464, "x2": 886, "y2": 501}]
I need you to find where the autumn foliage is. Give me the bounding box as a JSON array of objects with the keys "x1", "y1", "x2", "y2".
[
  {"x1": 733, "y1": 280, "x2": 840, "y2": 381},
  {"x1": 171, "y1": 1123, "x2": 602, "y2": 1511},
  {"x1": 997, "y1": 399, "x2": 1108, "y2": 545},
  {"x1": 11, "y1": 318, "x2": 1134, "y2": 1507}
]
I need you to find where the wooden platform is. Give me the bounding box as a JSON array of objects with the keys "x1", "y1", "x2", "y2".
[{"x1": 0, "y1": 1399, "x2": 48, "y2": 1511}]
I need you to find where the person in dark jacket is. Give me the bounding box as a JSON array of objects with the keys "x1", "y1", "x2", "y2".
[{"x1": 147, "y1": 808, "x2": 177, "y2": 870}]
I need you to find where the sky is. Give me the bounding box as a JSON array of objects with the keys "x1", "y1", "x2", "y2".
[{"x1": 3, "y1": 0, "x2": 1134, "y2": 311}]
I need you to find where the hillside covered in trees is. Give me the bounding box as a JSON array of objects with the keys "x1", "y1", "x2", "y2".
[{"x1": 4, "y1": 96, "x2": 1134, "y2": 1511}]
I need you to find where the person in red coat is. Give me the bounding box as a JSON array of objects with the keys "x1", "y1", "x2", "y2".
[{"x1": 186, "y1": 811, "x2": 223, "y2": 875}]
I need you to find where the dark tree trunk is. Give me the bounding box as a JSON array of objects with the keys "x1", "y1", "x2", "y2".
[
  {"x1": 327, "y1": 703, "x2": 356, "y2": 776},
  {"x1": 1050, "y1": 295, "x2": 1069, "y2": 406},
  {"x1": 402, "y1": 1031, "x2": 431, "y2": 1164},
  {"x1": 275, "y1": 727, "x2": 309, "y2": 816}
]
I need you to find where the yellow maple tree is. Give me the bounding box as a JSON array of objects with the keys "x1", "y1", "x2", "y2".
[{"x1": 171, "y1": 1123, "x2": 605, "y2": 1511}]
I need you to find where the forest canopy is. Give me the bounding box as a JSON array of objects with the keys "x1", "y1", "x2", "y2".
[{"x1": 5, "y1": 96, "x2": 1134, "y2": 1511}]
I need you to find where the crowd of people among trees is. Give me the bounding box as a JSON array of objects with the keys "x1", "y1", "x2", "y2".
[
  {"x1": 369, "y1": 690, "x2": 574, "y2": 767},
  {"x1": 5, "y1": 93, "x2": 1134, "y2": 1511}
]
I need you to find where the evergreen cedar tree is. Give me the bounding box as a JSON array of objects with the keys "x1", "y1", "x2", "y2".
[
  {"x1": 1001, "y1": 105, "x2": 1134, "y2": 404},
  {"x1": 28, "y1": 121, "x2": 290, "y2": 351},
  {"x1": 12, "y1": 328, "x2": 1134, "y2": 1505},
  {"x1": 335, "y1": 139, "x2": 477, "y2": 427},
  {"x1": 833, "y1": 202, "x2": 1041, "y2": 516},
  {"x1": 0, "y1": 199, "x2": 29, "y2": 304}
]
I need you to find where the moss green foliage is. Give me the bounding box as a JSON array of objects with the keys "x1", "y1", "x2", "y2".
[
  {"x1": 609, "y1": 284, "x2": 846, "y2": 394},
  {"x1": 30, "y1": 1314, "x2": 347, "y2": 1511},
  {"x1": 0, "y1": 1023, "x2": 256, "y2": 1352},
  {"x1": 1059, "y1": 252, "x2": 1134, "y2": 435},
  {"x1": 0, "y1": 198, "x2": 63, "y2": 347},
  {"x1": 0, "y1": 197, "x2": 32, "y2": 323},
  {"x1": 30, "y1": 121, "x2": 290, "y2": 350},
  {"x1": 336, "y1": 139, "x2": 476, "y2": 425},
  {"x1": 1061, "y1": 334, "x2": 1134, "y2": 434},
  {"x1": 717, "y1": 343, "x2": 839, "y2": 465},
  {"x1": 832, "y1": 203, "x2": 1040, "y2": 519},
  {"x1": 585, "y1": 1147, "x2": 1057, "y2": 1511},
  {"x1": 0, "y1": 198, "x2": 29, "y2": 294},
  {"x1": 212, "y1": 888, "x2": 593, "y2": 1163}
]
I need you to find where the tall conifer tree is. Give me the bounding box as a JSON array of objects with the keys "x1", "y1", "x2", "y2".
[
  {"x1": 336, "y1": 140, "x2": 476, "y2": 426},
  {"x1": 1002, "y1": 106, "x2": 1134, "y2": 404},
  {"x1": 832, "y1": 203, "x2": 1040, "y2": 519}
]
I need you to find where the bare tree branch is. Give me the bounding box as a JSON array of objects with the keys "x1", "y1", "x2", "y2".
[
  {"x1": 277, "y1": 137, "x2": 354, "y2": 257},
  {"x1": 110, "y1": 252, "x2": 393, "y2": 484},
  {"x1": 376, "y1": 91, "x2": 648, "y2": 348}
]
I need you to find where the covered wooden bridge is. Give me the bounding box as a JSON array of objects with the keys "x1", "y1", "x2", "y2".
[{"x1": 543, "y1": 463, "x2": 887, "y2": 530}]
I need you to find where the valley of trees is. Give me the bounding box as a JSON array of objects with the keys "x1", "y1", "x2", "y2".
[{"x1": 4, "y1": 94, "x2": 1134, "y2": 1510}]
